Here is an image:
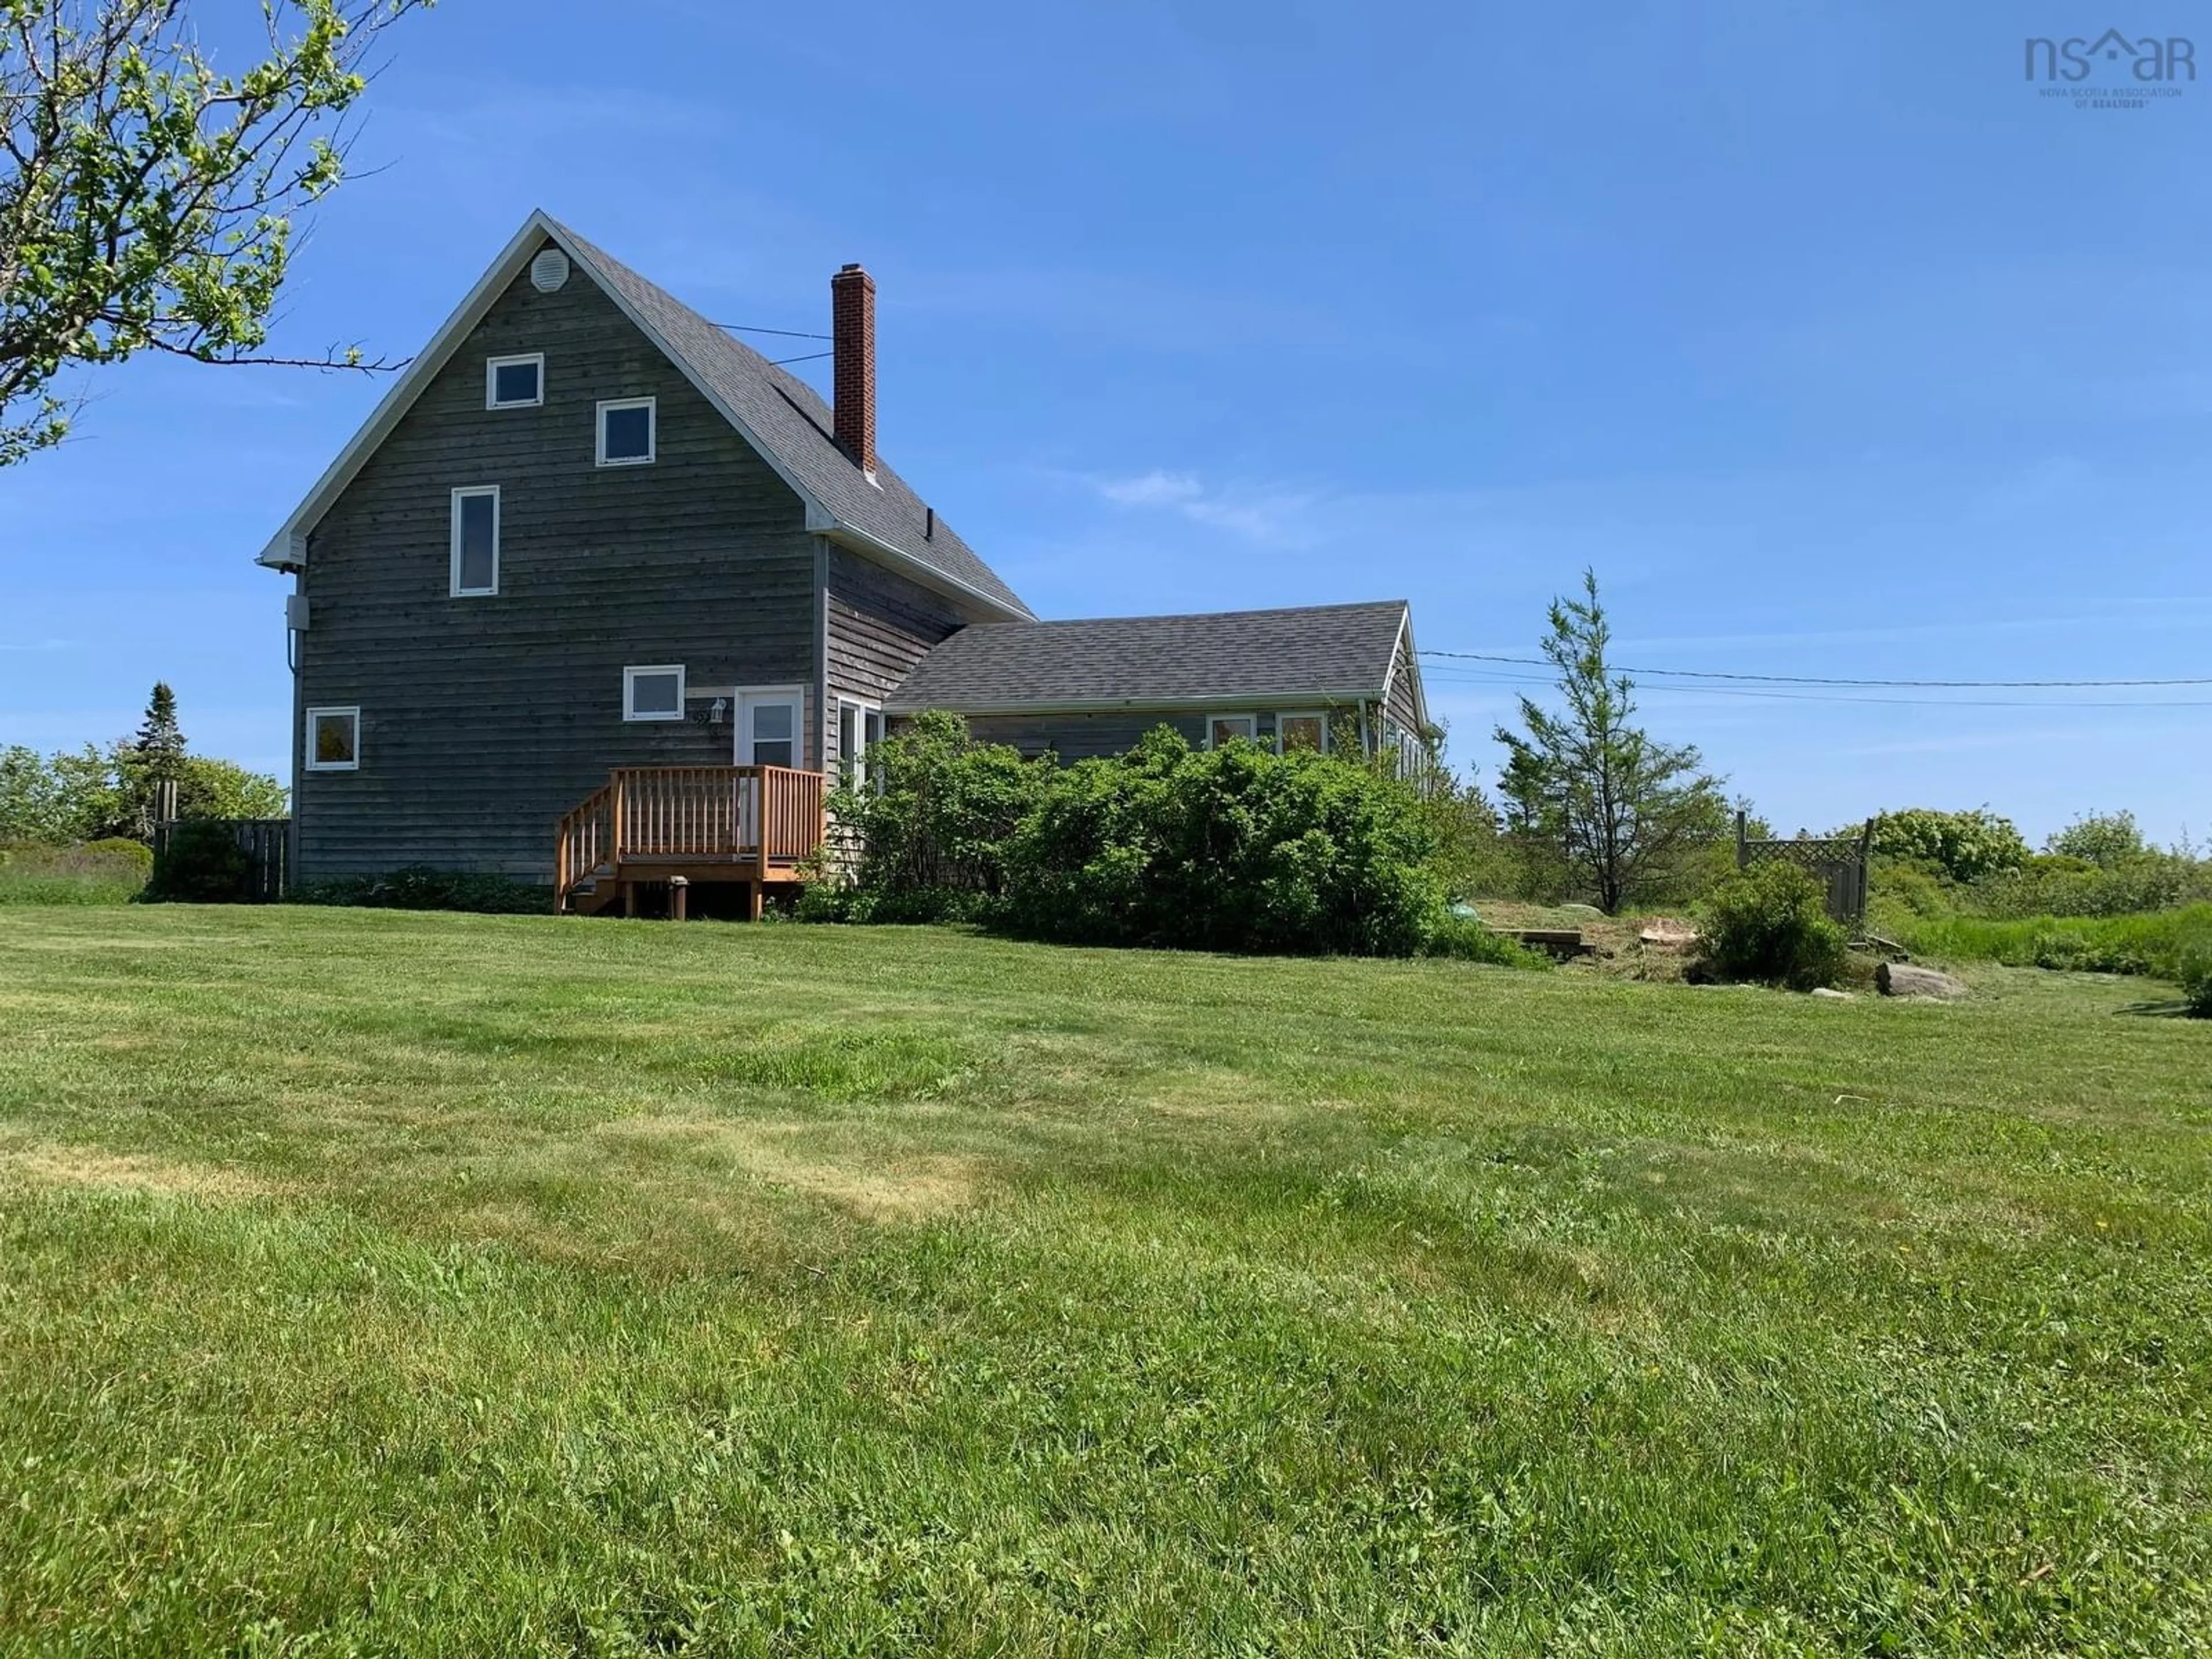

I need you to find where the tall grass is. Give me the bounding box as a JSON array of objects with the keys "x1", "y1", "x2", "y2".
[
  {"x1": 1891, "y1": 903, "x2": 2212, "y2": 982},
  {"x1": 0, "y1": 842, "x2": 149, "y2": 906}
]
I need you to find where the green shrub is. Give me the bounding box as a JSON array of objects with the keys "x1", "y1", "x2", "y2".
[
  {"x1": 290, "y1": 866, "x2": 553, "y2": 914},
  {"x1": 1422, "y1": 914, "x2": 1552, "y2": 969},
  {"x1": 139, "y1": 821, "x2": 253, "y2": 903},
  {"x1": 999, "y1": 730, "x2": 1441, "y2": 955},
  {"x1": 1695, "y1": 862, "x2": 1849, "y2": 990},
  {"x1": 2179, "y1": 951, "x2": 2212, "y2": 1018},
  {"x1": 1872, "y1": 808, "x2": 2029, "y2": 885},
  {"x1": 830, "y1": 712, "x2": 1050, "y2": 923}
]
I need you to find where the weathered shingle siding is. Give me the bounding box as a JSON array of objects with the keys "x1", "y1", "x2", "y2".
[
  {"x1": 823, "y1": 545, "x2": 964, "y2": 770},
  {"x1": 957, "y1": 711, "x2": 1210, "y2": 760},
  {"x1": 1384, "y1": 638, "x2": 1422, "y2": 737},
  {"x1": 296, "y1": 242, "x2": 817, "y2": 882}
]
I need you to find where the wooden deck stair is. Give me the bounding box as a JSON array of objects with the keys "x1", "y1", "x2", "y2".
[{"x1": 555, "y1": 764, "x2": 827, "y2": 918}]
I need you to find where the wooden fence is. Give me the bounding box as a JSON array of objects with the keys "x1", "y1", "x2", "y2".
[
  {"x1": 151, "y1": 817, "x2": 293, "y2": 903},
  {"x1": 1737, "y1": 813, "x2": 1874, "y2": 926}
]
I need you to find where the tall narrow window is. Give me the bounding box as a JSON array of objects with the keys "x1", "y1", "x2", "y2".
[
  {"x1": 624, "y1": 665, "x2": 685, "y2": 721},
  {"x1": 838, "y1": 700, "x2": 885, "y2": 789},
  {"x1": 485, "y1": 353, "x2": 543, "y2": 409},
  {"x1": 305, "y1": 707, "x2": 360, "y2": 771},
  {"x1": 450, "y1": 486, "x2": 500, "y2": 596},
  {"x1": 596, "y1": 397, "x2": 656, "y2": 466}
]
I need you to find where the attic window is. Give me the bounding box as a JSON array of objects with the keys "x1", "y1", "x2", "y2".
[
  {"x1": 596, "y1": 397, "x2": 656, "y2": 467},
  {"x1": 486, "y1": 354, "x2": 543, "y2": 409}
]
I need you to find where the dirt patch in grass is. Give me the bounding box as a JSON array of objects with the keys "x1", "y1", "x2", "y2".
[
  {"x1": 0, "y1": 1141, "x2": 280, "y2": 1201},
  {"x1": 592, "y1": 1113, "x2": 984, "y2": 1221}
]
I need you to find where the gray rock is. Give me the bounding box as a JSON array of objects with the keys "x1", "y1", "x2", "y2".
[{"x1": 1876, "y1": 962, "x2": 1969, "y2": 1001}]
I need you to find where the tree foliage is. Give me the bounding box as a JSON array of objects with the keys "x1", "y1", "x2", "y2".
[
  {"x1": 1493, "y1": 569, "x2": 1729, "y2": 913},
  {"x1": 1, "y1": 0, "x2": 427, "y2": 463},
  {"x1": 1870, "y1": 808, "x2": 2028, "y2": 885}
]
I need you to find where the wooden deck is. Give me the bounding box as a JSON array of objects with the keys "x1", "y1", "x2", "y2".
[{"x1": 555, "y1": 765, "x2": 827, "y2": 917}]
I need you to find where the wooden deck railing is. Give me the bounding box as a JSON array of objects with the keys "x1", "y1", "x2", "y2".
[{"x1": 555, "y1": 766, "x2": 827, "y2": 907}]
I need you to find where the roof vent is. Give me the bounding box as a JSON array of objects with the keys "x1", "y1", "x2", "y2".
[{"x1": 529, "y1": 248, "x2": 570, "y2": 293}]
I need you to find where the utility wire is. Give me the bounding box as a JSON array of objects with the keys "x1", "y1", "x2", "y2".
[
  {"x1": 1421, "y1": 666, "x2": 2212, "y2": 710},
  {"x1": 1418, "y1": 649, "x2": 2212, "y2": 690},
  {"x1": 768, "y1": 350, "x2": 832, "y2": 366},
  {"x1": 716, "y1": 322, "x2": 834, "y2": 340}
]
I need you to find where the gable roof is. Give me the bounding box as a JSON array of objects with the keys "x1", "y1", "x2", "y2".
[
  {"x1": 255, "y1": 210, "x2": 1031, "y2": 620},
  {"x1": 885, "y1": 600, "x2": 1416, "y2": 715}
]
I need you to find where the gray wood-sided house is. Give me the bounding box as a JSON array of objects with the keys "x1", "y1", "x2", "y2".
[{"x1": 259, "y1": 211, "x2": 1430, "y2": 914}]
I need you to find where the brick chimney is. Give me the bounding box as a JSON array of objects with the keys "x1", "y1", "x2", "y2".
[{"x1": 831, "y1": 262, "x2": 876, "y2": 476}]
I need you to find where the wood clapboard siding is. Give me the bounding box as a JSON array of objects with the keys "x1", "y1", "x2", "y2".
[
  {"x1": 823, "y1": 545, "x2": 964, "y2": 771},
  {"x1": 296, "y1": 241, "x2": 819, "y2": 882}
]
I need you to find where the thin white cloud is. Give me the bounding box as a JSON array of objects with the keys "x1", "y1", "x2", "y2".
[{"x1": 1089, "y1": 469, "x2": 1321, "y2": 547}]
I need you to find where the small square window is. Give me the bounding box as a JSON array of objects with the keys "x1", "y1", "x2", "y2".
[
  {"x1": 486, "y1": 354, "x2": 543, "y2": 409},
  {"x1": 450, "y1": 486, "x2": 499, "y2": 596},
  {"x1": 1277, "y1": 713, "x2": 1327, "y2": 754},
  {"x1": 597, "y1": 397, "x2": 656, "y2": 466},
  {"x1": 1207, "y1": 714, "x2": 1257, "y2": 749},
  {"x1": 624, "y1": 665, "x2": 685, "y2": 721},
  {"x1": 305, "y1": 707, "x2": 359, "y2": 771}
]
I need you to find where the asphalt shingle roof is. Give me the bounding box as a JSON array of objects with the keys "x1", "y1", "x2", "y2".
[
  {"x1": 885, "y1": 601, "x2": 1410, "y2": 713},
  {"x1": 553, "y1": 221, "x2": 1032, "y2": 618}
]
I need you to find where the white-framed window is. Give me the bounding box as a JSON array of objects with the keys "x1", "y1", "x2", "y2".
[
  {"x1": 1207, "y1": 714, "x2": 1257, "y2": 749},
  {"x1": 596, "y1": 397, "x2": 657, "y2": 466},
  {"x1": 485, "y1": 353, "x2": 544, "y2": 409},
  {"x1": 305, "y1": 706, "x2": 360, "y2": 772},
  {"x1": 837, "y1": 699, "x2": 885, "y2": 790},
  {"x1": 1277, "y1": 711, "x2": 1327, "y2": 755},
  {"x1": 449, "y1": 485, "x2": 500, "y2": 596},
  {"x1": 736, "y1": 687, "x2": 804, "y2": 768},
  {"x1": 623, "y1": 664, "x2": 686, "y2": 722}
]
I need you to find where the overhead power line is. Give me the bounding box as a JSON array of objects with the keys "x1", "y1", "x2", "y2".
[
  {"x1": 1420, "y1": 666, "x2": 2212, "y2": 710},
  {"x1": 1417, "y1": 649, "x2": 2212, "y2": 690},
  {"x1": 716, "y1": 322, "x2": 833, "y2": 340},
  {"x1": 768, "y1": 350, "x2": 832, "y2": 367}
]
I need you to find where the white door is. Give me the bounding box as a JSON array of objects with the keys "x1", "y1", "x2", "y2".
[{"x1": 736, "y1": 691, "x2": 801, "y2": 770}]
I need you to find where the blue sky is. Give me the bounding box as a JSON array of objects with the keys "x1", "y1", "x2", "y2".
[{"x1": 2, "y1": 1, "x2": 2207, "y2": 842}]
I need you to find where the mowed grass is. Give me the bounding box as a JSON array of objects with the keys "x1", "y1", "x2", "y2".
[{"x1": 1, "y1": 908, "x2": 2207, "y2": 1657}]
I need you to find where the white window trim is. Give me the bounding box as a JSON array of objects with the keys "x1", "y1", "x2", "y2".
[
  {"x1": 1206, "y1": 713, "x2": 1257, "y2": 749},
  {"x1": 734, "y1": 685, "x2": 806, "y2": 768},
  {"x1": 484, "y1": 353, "x2": 544, "y2": 410},
  {"x1": 836, "y1": 697, "x2": 882, "y2": 787},
  {"x1": 449, "y1": 485, "x2": 501, "y2": 597},
  {"x1": 304, "y1": 706, "x2": 361, "y2": 772},
  {"x1": 623, "y1": 664, "x2": 687, "y2": 722},
  {"x1": 596, "y1": 396, "x2": 657, "y2": 467},
  {"x1": 1275, "y1": 710, "x2": 1329, "y2": 755}
]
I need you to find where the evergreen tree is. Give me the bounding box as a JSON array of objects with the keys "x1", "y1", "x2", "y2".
[
  {"x1": 1493, "y1": 570, "x2": 1730, "y2": 913},
  {"x1": 131, "y1": 681, "x2": 188, "y2": 781}
]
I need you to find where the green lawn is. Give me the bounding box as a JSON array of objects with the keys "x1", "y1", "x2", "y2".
[{"x1": 1, "y1": 907, "x2": 2207, "y2": 1657}]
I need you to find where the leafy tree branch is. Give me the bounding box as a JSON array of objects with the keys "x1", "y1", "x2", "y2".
[{"x1": 1, "y1": 0, "x2": 427, "y2": 464}]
